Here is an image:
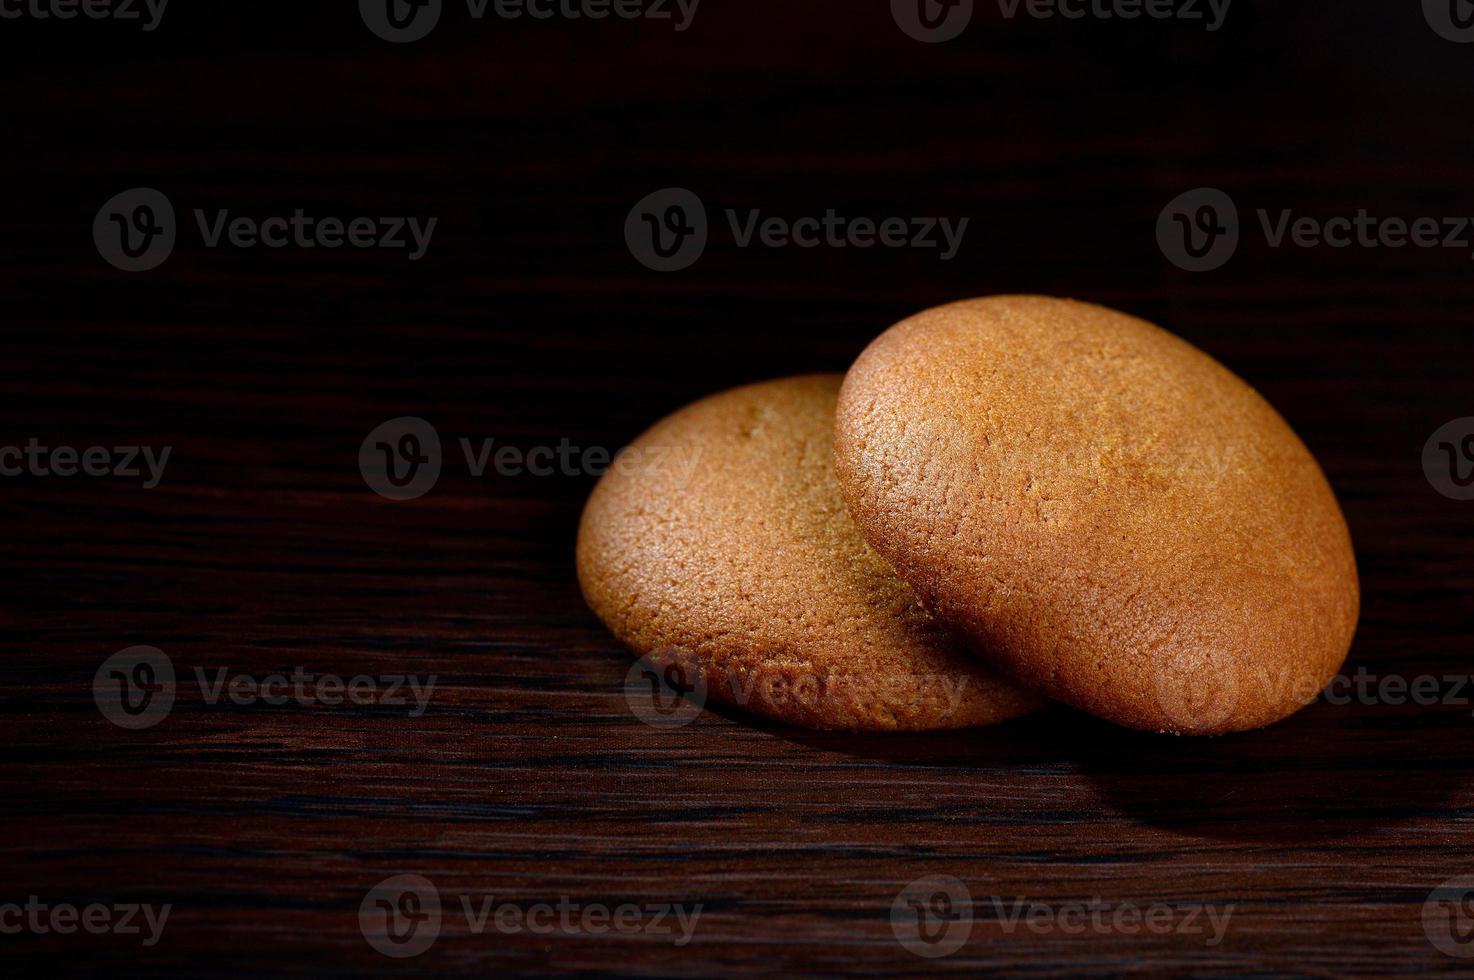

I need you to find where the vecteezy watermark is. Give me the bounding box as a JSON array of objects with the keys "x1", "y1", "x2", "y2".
[
  {"x1": 1424, "y1": 418, "x2": 1474, "y2": 501},
  {"x1": 1159, "y1": 187, "x2": 1474, "y2": 271},
  {"x1": 359, "y1": 875, "x2": 702, "y2": 958},
  {"x1": 93, "y1": 647, "x2": 437, "y2": 729},
  {"x1": 1425, "y1": 875, "x2": 1474, "y2": 957},
  {"x1": 624, "y1": 187, "x2": 970, "y2": 272},
  {"x1": 1153, "y1": 648, "x2": 1243, "y2": 732},
  {"x1": 1425, "y1": 0, "x2": 1474, "y2": 43},
  {"x1": 890, "y1": 877, "x2": 1233, "y2": 957},
  {"x1": 892, "y1": 0, "x2": 1229, "y2": 42},
  {"x1": 93, "y1": 188, "x2": 176, "y2": 272},
  {"x1": 359, "y1": 416, "x2": 705, "y2": 500},
  {"x1": 623, "y1": 651, "x2": 709, "y2": 729},
  {"x1": 94, "y1": 188, "x2": 436, "y2": 272},
  {"x1": 0, "y1": 898, "x2": 171, "y2": 947},
  {"x1": 93, "y1": 647, "x2": 176, "y2": 729},
  {"x1": 1156, "y1": 187, "x2": 1239, "y2": 271},
  {"x1": 891, "y1": 0, "x2": 974, "y2": 43},
  {"x1": 995, "y1": 0, "x2": 1231, "y2": 30},
  {"x1": 988, "y1": 896, "x2": 1234, "y2": 944},
  {"x1": 622, "y1": 647, "x2": 975, "y2": 730},
  {"x1": 0, "y1": 0, "x2": 169, "y2": 30},
  {"x1": 1154, "y1": 660, "x2": 1474, "y2": 732},
  {"x1": 360, "y1": 417, "x2": 442, "y2": 501},
  {"x1": 1319, "y1": 670, "x2": 1474, "y2": 711},
  {"x1": 359, "y1": 0, "x2": 700, "y2": 43},
  {"x1": 0, "y1": 439, "x2": 171, "y2": 488},
  {"x1": 360, "y1": 875, "x2": 441, "y2": 958},
  {"x1": 892, "y1": 875, "x2": 973, "y2": 958}
]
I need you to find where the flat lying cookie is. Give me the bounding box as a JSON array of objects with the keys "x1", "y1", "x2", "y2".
[
  {"x1": 576, "y1": 374, "x2": 1043, "y2": 731},
  {"x1": 833, "y1": 296, "x2": 1359, "y2": 735}
]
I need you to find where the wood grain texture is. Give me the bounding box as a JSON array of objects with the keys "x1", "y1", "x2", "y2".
[{"x1": 2, "y1": 1, "x2": 1474, "y2": 974}]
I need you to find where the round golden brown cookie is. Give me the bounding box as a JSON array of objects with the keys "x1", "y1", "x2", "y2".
[
  {"x1": 576, "y1": 374, "x2": 1044, "y2": 731},
  {"x1": 833, "y1": 296, "x2": 1359, "y2": 735}
]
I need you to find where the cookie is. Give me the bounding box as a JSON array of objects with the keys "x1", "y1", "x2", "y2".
[
  {"x1": 576, "y1": 374, "x2": 1044, "y2": 731},
  {"x1": 833, "y1": 296, "x2": 1359, "y2": 735}
]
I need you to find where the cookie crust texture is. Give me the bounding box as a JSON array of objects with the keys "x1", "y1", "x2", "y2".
[
  {"x1": 576, "y1": 373, "x2": 1043, "y2": 731},
  {"x1": 833, "y1": 296, "x2": 1360, "y2": 735}
]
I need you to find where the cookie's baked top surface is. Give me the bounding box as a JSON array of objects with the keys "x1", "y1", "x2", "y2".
[
  {"x1": 576, "y1": 373, "x2": 1042, "y2": 731},
  {"x1": 833, "y1": 296, "x2": 1360, "y2": 734}
]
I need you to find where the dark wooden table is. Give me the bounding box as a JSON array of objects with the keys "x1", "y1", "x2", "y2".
[{"x1": 4, "y1": 1, "x2": 1474, "y2": 974}]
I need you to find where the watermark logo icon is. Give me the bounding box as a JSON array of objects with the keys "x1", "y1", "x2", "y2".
[
  {"x1": 1152, "y1": 649, "x2": 1240, "y2": 733},
  {"x1": 1425, "y1": 0, "x2": 1474, "y2": 42},
  {"x1": 623, "y1": 650, "x2": 708, "y2": 729},
  {"x1": 1424, "y1": 418, "x2": 1474, "y2": 501},
  {"x1": 1157, "y1": 187, "x2": 1239, "y2": 271},
  {"x1": 360, "y1": 417, "x2": 442, "y2": 500},
  {"x1": 93, "y1": 646, "x2": 175, "y2": 729},
  {"x1": 1425, "y1": 876, "x2": 1474, "y2": 957},
  {"x1": 94, "y1": 188, "x2": 176, "y2": 272},
  {"x1": 892, "y1": 0, "x2": 973, "y2": 42},
  {"x1": 361, "y1": 874, "x2": 442, "y2": 958},
  {"x1": 892, "y1": 874, "x2": 972, "y2": 958},
  {"x1": 625, "y1": 188, "x2": 707, "y2": 271},
  {"x1": 361, "y1": 0, "x2": 442, "y2": 42}
]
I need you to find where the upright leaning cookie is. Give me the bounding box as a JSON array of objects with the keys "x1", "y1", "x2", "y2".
[
  {"x1": 833, "y1": 296, "x2": 1359, "y2": 735},
  {"x1": 577, "y1": 374, "x2": 1042, "y2": 731}
]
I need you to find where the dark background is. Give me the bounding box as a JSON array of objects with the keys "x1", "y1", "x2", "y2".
[{"x1": 3, "y1": 0, "x2": 1473, "y2": 974}]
